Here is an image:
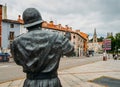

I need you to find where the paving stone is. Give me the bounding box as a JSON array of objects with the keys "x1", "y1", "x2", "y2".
[
  {"x1": 8, "y1": 80, "x2": 22, "y2": 87},
  {"x1": 18, "y1": 79, "x2": 24, "y2": 87},
  {"x1": 0, "y1": 59, "x2": 120, "y2": 87},
  {"x1": 59, "y1": 75, "x2": 70, "y2": 87},
  {"x1": 0, "y1": 81, "x2": 12, "y2": 87}
]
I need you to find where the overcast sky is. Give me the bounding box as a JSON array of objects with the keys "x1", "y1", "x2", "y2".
[{"x1": 1, "y1": 0, "x2": 120, "y2": 39}]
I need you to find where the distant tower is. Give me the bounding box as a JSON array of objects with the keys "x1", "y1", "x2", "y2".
[
  {"x1": 93, "y1": 28, "x2": 97, "y2": 43},
  {"x1": 107, "y1": 32, "x2": 113, "y2": 37},
  {"x1": 2, "y1": 4, "x2": 7, "y2": 19}
]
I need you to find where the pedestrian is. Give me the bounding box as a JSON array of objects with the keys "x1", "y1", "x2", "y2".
[
  {"x1": 10, "y1": 8, "x2": 74, "y2": 87},
  {"x1": 113, "y1": 54, "x2": 115, "y2": 59},
  {"x1": 114, "y1": 54, "x2": 118, "y2": 60},
  {"x1": 103, "y1": 52, "x2": 107, "y2": 61}
]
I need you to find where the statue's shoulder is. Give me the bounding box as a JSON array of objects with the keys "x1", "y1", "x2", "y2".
[
  {"x1": 41, "y1": 29, "x2": 64, "y2": 40},
  {"x1": 42, "y1": 29, "x2": 56, "y2": 35},
  {"x1": 17, "y1": 33, "x2": 25, "y2": 37},
  {"x1": 13, "y1": 33, "x2": 25, "y2": 42}
]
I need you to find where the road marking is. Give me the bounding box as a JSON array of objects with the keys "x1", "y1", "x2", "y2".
[
  {"x1": 58, "y1": 70, "x2": 120, "y2": 75},
  {"x1": 0, "y1": 64, "x2": 20, "y2": 68},
  {"x1": 0, "y1": 65, "x2": 15, "y2": 68},
  {"x1": 0, "y1": 65, "x2": 10, "y2": 68}
]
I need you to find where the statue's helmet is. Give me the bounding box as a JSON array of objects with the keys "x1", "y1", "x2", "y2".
[{"x1": 22, "y1": 8, "x2": 43, "y2": 28}]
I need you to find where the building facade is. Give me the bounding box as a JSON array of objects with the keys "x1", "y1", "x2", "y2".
[
  {"x1": 0, "y1": 4, "x2": 26, "y2": 51},
  {"x1": 72, "y1": 30, "x2": 84, "y2": 56},
  {"x1": 42, "y1": 21, "x2": 88, "y2": 57},
  {"x1": 1, "y1": 19, "x2": 25, "y2": 50},
  {"x1": 88, "y1": 28, "x2": 103, "y2": 53}
]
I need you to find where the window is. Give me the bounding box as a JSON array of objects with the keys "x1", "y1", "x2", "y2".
[
  {"x1": 8, "y1": 31, "x2": 14, "y2": 40},
  {"x1": 73, "y1": 35, "x2": 75, "y2": 39},
  {"x1": 10, "y1": 24, "x2": 14, "y2": 28}
]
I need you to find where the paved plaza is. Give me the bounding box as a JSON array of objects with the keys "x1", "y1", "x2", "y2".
[{"x1": 0, "y1": 58, "x2": 120, "y2": 87}]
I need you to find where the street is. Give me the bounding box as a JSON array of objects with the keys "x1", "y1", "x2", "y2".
[
  {"x1": 0, "y1": 54, "x2": 120, "y2": 87},
  {"x1": 0, "y1": 54, "x2": 103, "y2": 83}
]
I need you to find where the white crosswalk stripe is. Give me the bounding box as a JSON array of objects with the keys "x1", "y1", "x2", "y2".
[{"x1": 0, "y1": 65, "x2": 11, "y2": 68}]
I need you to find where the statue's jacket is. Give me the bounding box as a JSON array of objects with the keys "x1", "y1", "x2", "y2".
[{"x1": 11, "y1": 29, "x2": 74, "y2": 87}]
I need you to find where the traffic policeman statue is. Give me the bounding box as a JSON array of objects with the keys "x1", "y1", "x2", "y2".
[{"x1": 11, "y1": 8, "x2": 74, "y2": 87}]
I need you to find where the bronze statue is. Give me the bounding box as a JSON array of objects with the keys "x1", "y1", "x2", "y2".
[{"x1": 11, "y1": 8, "x2": 74, "y2": 87}]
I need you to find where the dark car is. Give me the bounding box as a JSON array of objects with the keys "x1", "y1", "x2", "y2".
[{"x1": 0, "y1": 53, "x2": 10, "y2": 62}]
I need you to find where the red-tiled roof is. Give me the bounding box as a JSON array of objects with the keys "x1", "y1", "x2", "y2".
[
  {"x1": 42, "y1": 21, "x2": 88, "y2": 40},
  {"x1": 2, "y1": 19, "x2": 23, "y2": 24},
  {"x1": 80, "y1": 32, "x2": 88, "y2": 40}
]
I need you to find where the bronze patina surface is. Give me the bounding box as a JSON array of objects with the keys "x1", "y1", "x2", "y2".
[{"x1": 11, "y1": 8, "x2": 74, "y2": 87}]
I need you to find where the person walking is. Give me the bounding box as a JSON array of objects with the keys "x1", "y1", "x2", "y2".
[
  {"x1": 114, "y1": 54, "x2": 118, "y2": 60},
  {"x1": 103, "y1": 52, "x2": 107, "y2": 61},
  {"x1": 10, "y1": 8, "x2": 74, "y2": 87}
]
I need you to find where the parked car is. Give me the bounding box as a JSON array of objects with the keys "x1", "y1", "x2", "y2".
[{"x1": 0, "y1": 53, "x2": 10, "y2": 62}]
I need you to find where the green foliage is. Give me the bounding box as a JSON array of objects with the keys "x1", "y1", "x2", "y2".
[
  {"x1": 98, "y1": 36, "x2": 104, "y2": 42},
  {"x1": 115, "y1": 32, "x2": 120, "y2": 53},
  {"x1": 107, "y1": 36, "x2": 115, "y2": 52},
  {"x1": 107, "y1": 32, "x2": 120, "y2": 53},
  {"x1": 89, "y1": 36, "x2": 104, "y2": 42}
]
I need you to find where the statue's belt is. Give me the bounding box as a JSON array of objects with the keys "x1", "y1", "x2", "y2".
[{"x1": 27, "y1": 72, "x2": 57, "y2": 80}]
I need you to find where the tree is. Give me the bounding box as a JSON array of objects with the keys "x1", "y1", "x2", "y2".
[
  {"x1": 89, "y1": 38, "x2": 93, "y2": 42},
  {"x1": 97, "y1": 36, "x2": 104, "y2": 42},
  {"x1": 107, "y1": 35, "x2": 115, "y2": 52},
  {"x1": 107, "y1": 32, "x2": 120, "y2": 53},
  {"x1": 89, "y1": 36, "x2": 104, "y2": 42},
  {"x1": 115, "y1": 32, "x2": 120, "y2": 53}
]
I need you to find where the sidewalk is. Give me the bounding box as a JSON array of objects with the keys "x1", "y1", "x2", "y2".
[{"x1": 0, "y1": 59, "x2": 120, "y2": 87}]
